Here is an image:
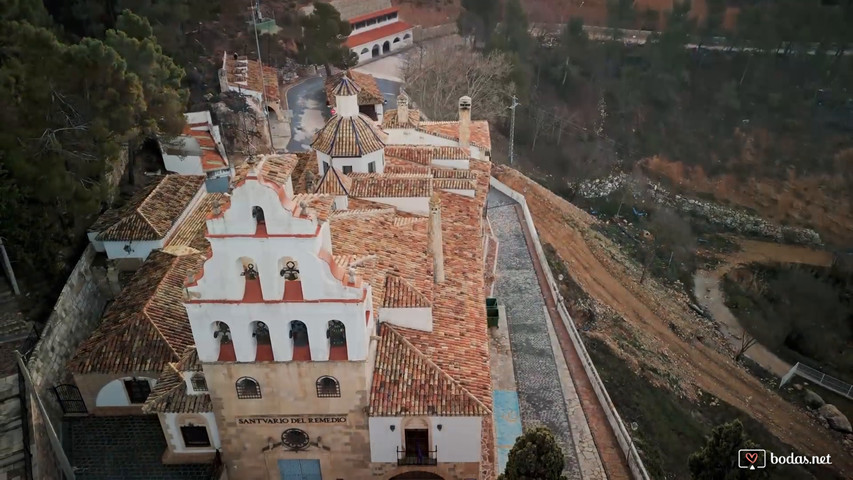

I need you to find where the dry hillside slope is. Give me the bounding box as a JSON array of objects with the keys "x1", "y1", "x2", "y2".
[{"x1": 492, "y1": 165, "x2": 853, "y2": 476}]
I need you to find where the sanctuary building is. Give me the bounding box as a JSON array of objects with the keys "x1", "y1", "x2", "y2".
[{"x1": 69, "y1": 73, "x2": 494, "y2": 480}]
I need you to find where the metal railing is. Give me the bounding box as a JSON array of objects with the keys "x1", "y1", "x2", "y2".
[
  {"x1": 780, "y1": 362, "x2": 853, "y2": 400},
  {"x1": 396, "y1": 446, "x2": 438, "y2": 466}
]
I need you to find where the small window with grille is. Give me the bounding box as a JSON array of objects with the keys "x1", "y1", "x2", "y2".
[
  {"x1": 236, "y1": 377, "x2": 262, "y2": 399},
  {"x1": 316, "y1": 376, "x2": 340, "y2": 398},
  {"x1": 191, "y1": 373, "x2": 207, "y2": 392}
]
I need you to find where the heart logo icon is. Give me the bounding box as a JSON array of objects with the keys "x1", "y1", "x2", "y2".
[{"x1": 745, "y1": 452, "x2": 758, "y2": 464}]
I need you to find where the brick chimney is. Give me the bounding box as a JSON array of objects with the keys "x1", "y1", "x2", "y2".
[
  {"x1": 397, "y1": 92, "x2": 409, "y2": 126},
  {"x1": 428, "y1": 193, "x2": 445, "y2": 284},
  {"x1": 458, "y1": 96, "x2": 472, "y2": 148}
]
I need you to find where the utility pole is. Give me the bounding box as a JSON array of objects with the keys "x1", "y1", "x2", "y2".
[
  {"x1": 251, "y1": 0, "x2": 276, "y2": 153},
  {"x1": 507, "y1": 95, "x2": 519, "y2": 165}
]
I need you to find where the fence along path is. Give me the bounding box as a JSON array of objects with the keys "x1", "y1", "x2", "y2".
[{"x1": 780, "y1": 362, "x2": 853, "y2": 400}]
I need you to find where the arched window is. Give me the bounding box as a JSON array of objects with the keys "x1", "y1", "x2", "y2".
[
  {"x1": 191, "y1": 373, "x2": 207, "y2": 392},
  {"x1": 279, "y1": 258, "x2": 300, "y2": 281},
  {"x1": 360, "y1": 48, "x2": 369, "y2": 54},
  {"x1": 327, "y1": 320, "x2": 346, "y2": 346},
  {"x1": 403, "y1": 33, "x2": 411, "y2": 40},
  {"x1": 327, "y1": 320, "x2": 347, "y2": 360},
  {"x1": 213, "y1": 321, "x2": 232, "y2": 344},
  {"x1": 252, "y1": 206, "x2": 265, "y2": 224},
  {"x1": 236, "y1": 377, "x2": 261, "y2": 399},
  {"x1": 393, "y1": 37, "x2": 400, "y2": 43},
  {"x1": 316, "y1": 376, "x2": 340, "y2": 398},
  {"x1": 252, "y1": 321, "x2": 270, "y2": 344},
  {"x1": 290, "y1": 321, "x2": 309, "y2": 347}
]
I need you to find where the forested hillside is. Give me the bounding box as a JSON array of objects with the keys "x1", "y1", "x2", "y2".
[{"x1": 451, "y1": 0, "x2": 853, "y2": 245}]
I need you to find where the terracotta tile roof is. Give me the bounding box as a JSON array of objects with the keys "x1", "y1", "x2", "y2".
[
  {"x1": 431, "y1": 168, "x2": 476, "y2": 179},
  {"x1": 175, "y1": 346, "x2": 202, "y2": 372},
  {"x1": 314, "y1": 166, "x2": 351, "y2": 196},
  {"x1": 384, "y1": 157, "x2": 431, "y2": 175},
  {"x1": 180, "y1": 124, "x2": 229, "y2": 171},
  {"x1": 381, "y1": 108, "x2": 421, "y2": 129},
  {"x1": 325, "y1": 71, "x2": 384, "y2": 107},
  {"x1": 311, "y1": 114, "x2": 387, "y2": 157},
  {"x1": 333, "y1": 74, "x2": 360, "y2": 96},
  {"x1": 392, "y1": 217, "x2": 427, "y2": 228},
  {"x1": 290, "y1": 152, "x2": 317, "y2": 194},
  {"x1": 349, "y1": 175, "x2": 432, "y2": 198},
  {"x1": 348, "y1": 6, "x2": 398, "y2": 24},
  {"x1": 92, "y1": 175, "x2": 204, "y2": 241},
  {"x1": 383, "y1": 146, "x2": 469, "y2": 166},
  {"x1": 345, "y1": 21, "x2": 412, "y2": 48},
  {"x1": 68, "y1": 250, "x2": 203, "y2": 374},
  {"x1": 383, "y1": 275, "x2": 431, "y2": 308},
  {"x1": 291, "y1": 194, "x2": 335, "y2": 222},
  {"x1": 167, "y1": 193, "x2": 225, "y2": 251},
  {"x1": 223, "y1": 53, "x2": 280, "y2": 101},
  {"x1": 232, "y1": 155, "x2": 299, "y2": 188},
  {"x1": 434, "y1": 178, "x2": 477, "y2": 191},
  {"x1": 142, "y1": 362, "x2": 212, "y2": 414},
  {"x1": 417, "y1": 120, "x2": 492, "y2": 150},
  {"x1": 369, "y1": 324, "x2": 488, "y2": 416}
]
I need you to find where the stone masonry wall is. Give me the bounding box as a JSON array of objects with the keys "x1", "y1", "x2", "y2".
[
  {"x1": 0, "y1": 374, "x2": 24, "y2": 479},
  {"x1": 26, "y1": 244, "x2": 114, "y2": 480}
]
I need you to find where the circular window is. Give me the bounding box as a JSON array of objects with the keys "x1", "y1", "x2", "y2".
[{"x1": 281, "y1": 429, "x2": 310, "y2": 450}]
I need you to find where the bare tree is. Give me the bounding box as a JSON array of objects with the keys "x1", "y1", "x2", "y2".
[
  {"x1": 735, "y1": 329, "x2": 758, "y2": 362},
  {"x1": 638, "y1": 206, "x2": 694, "y2": 284},
  {"x1": 403, "y1": 43, "x2": 515, "y2": 121}
]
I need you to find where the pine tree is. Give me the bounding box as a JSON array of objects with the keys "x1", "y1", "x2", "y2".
[{"x1": 298, "y1": 2, "x2": 357, "y2": 76}]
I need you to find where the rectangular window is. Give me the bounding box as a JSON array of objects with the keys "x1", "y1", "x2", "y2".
[
  {"x1": 368, "y1": 161, "x2": 376, "y2": 173},
  {"x1": 404, "y1": 429, "x2": 429, "y2": 457},
  {"x1": 180, "y1": 425, "x2": 211, "y2": 448},
  {"x1": 124, "y1": 379, "x2": 151, "y2": 404},
  {"x1": 342, "y1": 165, "x2": 353, "y2": 174}
]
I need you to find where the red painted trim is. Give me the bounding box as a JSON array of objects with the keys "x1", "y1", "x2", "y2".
[
  {"x1": 292, "y1": 345, "x2": 312, "y2": 361},
  {"x1": 349, "y1": 7, "x2": 398, "y2": 25},
  {"x1": 218, "y1": 343, "x2": 236, "y2": 362},
  {"x1": 329, "y1": 345, "x2": 348, "y2": 361},
  {"x1": 206, "y1": 224, "x2": 321, "y2": 239}
]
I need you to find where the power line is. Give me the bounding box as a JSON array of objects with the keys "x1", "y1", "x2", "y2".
[
  {"x1": 251, "y1": 0, "x2": 276, "y2": 153},
  {"x1": 508, "y1": 95, "x2": 520, "y2": 165}
]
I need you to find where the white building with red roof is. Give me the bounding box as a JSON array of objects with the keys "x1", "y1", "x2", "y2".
[
  {"x1": 68, "y1": 74, "x2": 496, "y2": 480},
  {"x1": 304, "y1": 0, "x2": 414, "y2": 64},
  {"x1": 159, "y1": 111, "x2": 233, "y2": 192}
]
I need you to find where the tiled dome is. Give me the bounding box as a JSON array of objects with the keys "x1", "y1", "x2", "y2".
[{"x1": 311, "y1": 114, "x2": 387, "y2": 157}]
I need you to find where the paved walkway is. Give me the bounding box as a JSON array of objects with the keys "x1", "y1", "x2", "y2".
[
  {"x1": 69, "y1": 416, "x2": 214, "y2": 479},
  {"x1": 487, "y1": 189, "x2": 583, "y2": 480}
]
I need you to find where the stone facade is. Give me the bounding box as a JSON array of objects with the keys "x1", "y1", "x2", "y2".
[
  {"x1": 26, "y1": 245, "x2": 115, "y2": 480},
  {"x1": 205, "y1": 359, "x2": 375, "y2": 479}
]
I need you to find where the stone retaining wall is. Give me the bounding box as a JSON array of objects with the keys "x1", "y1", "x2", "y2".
[
  {"x1": 490, "y1": 177, "x2": 651, "y2": 480},
  {"x1": 26, "y1": 244, "x2": 114, "y2": 479}
]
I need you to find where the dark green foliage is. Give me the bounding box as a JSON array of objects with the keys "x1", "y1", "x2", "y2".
[
  {"x1": 498, "y1": 426, "x2": 567, "y2": 480},
  {"x1": 298, "y1": 2, "x2": 357, "y2": 76},
  {"x1": 688, "y1": 420, "x2": 769, "y2": 480},
  {"x1": 458, "y1": 0, "x2": 499, "y2": 45},
  {"x1": 0, "y1": 1, "x2": 186, "y2": 281}
]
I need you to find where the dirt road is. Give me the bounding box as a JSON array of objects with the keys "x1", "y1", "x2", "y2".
[
  {"x1": 693, "y1": 241, "x2": 834, "y2": 377},
  {"x1": 493, "y1": 166, "x2": 852, "y2": 476}
]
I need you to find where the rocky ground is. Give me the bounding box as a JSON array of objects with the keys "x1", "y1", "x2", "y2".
[{"x1": 492, "y1": 165, "x2": 853, "y2": 477}]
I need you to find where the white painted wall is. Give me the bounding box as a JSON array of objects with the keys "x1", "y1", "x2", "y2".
[
  {"x1": 205, "y1": 179, "x2": 313, "y2": 237},
  {"x1": 163, "y1": 152, "x2": 205, "y2": 175},
  {"x1": 87, "y1": 232, "x2": 105, "y2": 252},
  {"x1": 103, "y1": 239, "x2": 164, "y2": 262},
  {"x1": 352, "y1": 29, "x2": 414, "y2": 63},
  {"x1": 368, "y1": 416, "x2": 481, "y2": 463},
  {"x1": 360, "y1": 196, "x2": 428, "y2": 215},
  {"x1": 334, "y1": 195, "x2": 348, "y2": 211},
  {"x1": 380, "y1": 307, "x2": 432, "y2": 332},
  {"x1": 317, "y1": 149, "x2": 385, "y2": 175},
  {"x1": 95, "y1": 377, "x2": 157, "y2": 407},
  {"x1": 384, "y1": 129, "x2": 483, "y2": 160},
  {"x1": 350, "y1": 15, "x2": 398, "y2": 35},
  {"x1": 187, "y1": 297, "x2": 373, "y2": 363},
  {"x1": 162, "y1": 412, "x2": 221, "y2": 453},
  {"x1": 440, "y1": 188, "x2": 475, "y2": 198},
  {"x1": 431, "y1": 159, "x2": 470, "y2": 170},
  {"x1": 431, "y1": 416, "x2": 481, "y2": 463}
]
